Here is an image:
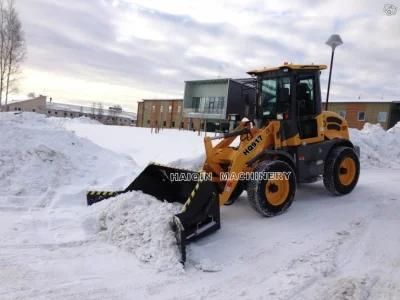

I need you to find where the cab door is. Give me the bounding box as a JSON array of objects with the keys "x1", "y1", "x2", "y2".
[{"x1": 295, "y1": 75, "x2": 322, "y2": 143}]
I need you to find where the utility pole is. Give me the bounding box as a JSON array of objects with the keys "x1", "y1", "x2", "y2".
[{"x1": 325, "y1": 34, "x2": 343, "y2": 110}]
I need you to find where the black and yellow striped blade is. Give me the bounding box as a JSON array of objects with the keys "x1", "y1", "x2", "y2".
[{"x1": 86, "y1": 191, "x2": 122, "y2": 205}]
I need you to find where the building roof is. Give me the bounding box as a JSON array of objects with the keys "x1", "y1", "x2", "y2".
[
  {"x1": 247, "y1": 64, "x2": 327, "y2": 75},
  {"x1": 140, "y1": 99, "x2": 182, "y2": 102},
  {"x1": 185, "y1": 77, "x2": 257, "y2": 89},
  {"x1": 325, "y1": 98, "x2": 399, "y2": 104},
  {"x1": 8, "y1": 96, "x2": 46, "y2": 105},
  {"x1": 231, "y1": 78, "x2": 257, "y2": 89},
  {"x1": 185, "y1": 78, "x2": 229, "y2": 84}
]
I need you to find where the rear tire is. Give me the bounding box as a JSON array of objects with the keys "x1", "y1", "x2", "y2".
[
  {"x1": 323, "y1": 146, "x2": 360, "y2": 195},
  {"x1": 247, "y1": 160, "x2": 296, "y2": 217}
]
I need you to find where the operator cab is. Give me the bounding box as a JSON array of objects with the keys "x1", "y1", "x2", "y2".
[{"x1": 248, "y1": 63, "x2": 327, "y2": 140}]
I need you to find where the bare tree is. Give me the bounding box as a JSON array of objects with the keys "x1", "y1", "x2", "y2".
[
  {"x1": 97, "y1": 102, "x2": 103, "y2": 119},
  {"x1": 5, "y1": 0, "x2": 25, "y2": 104},
  {"x1": 27, "y1": 92, "x2": 35, "y2": 98},
  {"x1": 0, "y1": 0, "x2": 6, "y2": 108},
  {"x1": 0, "y1": 0, "x2": 25, "y2": 109},
  {"x1": 91, "y1": 102, "x2": 97, "y2": 119}
]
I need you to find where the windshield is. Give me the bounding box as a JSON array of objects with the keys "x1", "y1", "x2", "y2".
[{"x1": 260, "y1": 77, "x2": 291, "y2": 119}]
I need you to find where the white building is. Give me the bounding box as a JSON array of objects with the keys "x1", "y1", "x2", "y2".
[{"x1": 2, "y1": 96, "x2": 136, "y2": 126}]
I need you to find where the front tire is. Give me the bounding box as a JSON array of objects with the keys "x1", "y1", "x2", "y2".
[
  {"x1": 247, "y1": 160, "x2": 296, "y2": 217},
  {"x1": 323, "y1": 146, "x2": 360, "y2": 195},
  {"x1": 224, "y1": 181, "x2": 246, "y2": 206}
]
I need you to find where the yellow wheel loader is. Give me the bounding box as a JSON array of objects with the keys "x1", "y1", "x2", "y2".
[{"x1": 87, "y1": 64, "x2": 360, "y2": 263}]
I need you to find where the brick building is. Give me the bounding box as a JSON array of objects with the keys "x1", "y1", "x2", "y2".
[
  {"x1": 2, "y1": 96, "x2": 136, "y2": 126},
  {"x1": 136, "y1": 99, "x2": 185, "y2": 128},
  {"x1": 324, "y1": 100, "x2": 400, "y2": 130},
  {"x1": 135, "y1": 95, "x2": 400, "y2": 132}
]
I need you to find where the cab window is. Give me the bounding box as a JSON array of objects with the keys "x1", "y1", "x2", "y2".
[
  {"x1": 296, "y1": 77, "x2": 315, "y2": 117},
  {"x1": 260, "y1": 77, "x2": 291, "y2": 119}
]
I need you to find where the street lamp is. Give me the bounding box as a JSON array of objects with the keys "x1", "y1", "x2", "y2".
[{"x1": 325, "y1": 34, "x2": 343, "y2": 110}]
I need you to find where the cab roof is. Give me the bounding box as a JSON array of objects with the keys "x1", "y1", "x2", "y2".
[{"x1": 247, "y1": 64, "x2": 327, "y2": 76}]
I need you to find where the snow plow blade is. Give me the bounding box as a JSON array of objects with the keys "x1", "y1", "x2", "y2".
[
  {"x1": 172, "y1": 179, "x2": 220, "y2": 263},
  {"x1": 86, "y1": 164, "x2": 199, "y2": 205},
  {"x1": 86, "y1": 163, "x2": 221, "y2": 263}
]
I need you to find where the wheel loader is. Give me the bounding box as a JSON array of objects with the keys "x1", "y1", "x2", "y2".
[{"x1": 87, "y1": 63, "x2": 360, "y2": 263}]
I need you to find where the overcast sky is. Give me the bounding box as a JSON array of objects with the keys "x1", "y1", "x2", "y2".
[{"x1": 15, "y1": 0, "x2": 400, "y2": 111}]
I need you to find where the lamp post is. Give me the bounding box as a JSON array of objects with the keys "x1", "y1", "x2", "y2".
[{"x1": 325, "y1": 34, "x2": 343, "y2": 110}]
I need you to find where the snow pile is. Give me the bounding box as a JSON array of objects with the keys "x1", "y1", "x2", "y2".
[
  {"x1": 66, "y1": 123, "x2": 207, "y2": 167},
  {"x1": 95, "y1": 191, "x2": 184, "y2": 273},
  {"x1": 48, "y1": 116, "x2": 102, "y2": 126},
  {"x1": 0, "y1": 112, "x2": 134, "y2": 199},
  {"x1": 168, "y1": 154, "x2": 205, "y2": 170},
  {"x1": 350, "y1": 122, "x2": 400, "y2": 168}
]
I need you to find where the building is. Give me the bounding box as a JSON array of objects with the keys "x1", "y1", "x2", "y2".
[
  {"x1": 183, "y1": 78, "x2": 256, "y2": 132},
  {"x1": 324, "y1": 100, "x2": 400, "y2": 129},
  {"x1": 3, "y1": 96, "x2": 136, "y2": 126},
  {"x1": 136, "y1": 99, "x2": 184, "y2": 128}
]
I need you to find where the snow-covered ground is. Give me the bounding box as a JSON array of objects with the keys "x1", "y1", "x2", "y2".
[{"x1": 1, "y1": 112, "x2": 400, "y2": 299}]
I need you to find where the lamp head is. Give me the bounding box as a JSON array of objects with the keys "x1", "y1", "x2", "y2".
[{"x1": 326, "y1": 34, "x2": 343, "y2": 50}]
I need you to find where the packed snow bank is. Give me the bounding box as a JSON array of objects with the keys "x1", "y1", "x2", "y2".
[
  {"x1": 48, "y1": 115, "x2": 102, "y2": 126},
  {"x1": 168, "y1": 154, "x2": 205, "y2": 170},
  {"x1": 0, "y1": 112, "x2": 135, "y2": 202},
  {"x1": 350, "y1": 122, "x2": 400, "y2": 168},
  {"x1": 92, "y1": 191, "x2": 184, "y2": 273},
  {"x1": 64, "y1": 123, "x2": 209, "y2": 166}
]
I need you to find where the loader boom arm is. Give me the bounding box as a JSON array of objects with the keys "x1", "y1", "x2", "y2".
[{"x1": 203, "y1": 120, "x2": 282, "y2": 205}]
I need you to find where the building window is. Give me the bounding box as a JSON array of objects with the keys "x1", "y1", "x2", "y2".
[
  {"x1": 14, "y1": 107, "x2": 17, "y2": 111},
  {"x1": 32, "y1": 109, "x2": 36, "y2": 112},
  {"x1": 177, "y1": 105, "x2": 181, "y2": 113},
  {"x1": 48, "y1": 111, "x2": 51, "y2": 114},
  {"x1": 172, "y1": 121, "x2": 175, "y2": 127},
  {"x1": 70, "y1": 113, "x2": 73, "y2": 117},
  {"x1": 217, "y1": 97, "x2": 225, "y2": 111},
  {"x1": 64, "y1": 112, "x2": 67, "y2": 117},
  {"x1": 163, "y1": 120, "x2": 167, "y2": 127},
  {"x1": 147, "y1": 120, "x2": 150, "y2": 124},
  {"x1": 55, "y1": 111, "x2": 58, "y2": 115},
  {"x1": 192, "y1": 97, "x2": 200, "y2": 112},
  {"x1": 152, "y1": 105, "x2": 156, "y2": 112},
  {"x1": 168, "y1": 105, "x2": 172, "y2": 113},
  {"x1": 377, "y1": 111, "x2": 387, "y2": 122},
  {"x1": 160, "y1": 106, "x2": 163, "y2": 113},
  {"x1": 18, "y1": 108, "x2": 21, "y2": 111},
  {"x1": 357, "y1": 111, "x2": 365, "y2": 121},
  {"x1": 208, "y1": 97, "x2": 215, "y2": 113},
  {"x1": 338, "y1": 111, "x2": 346, "y2": 118}
]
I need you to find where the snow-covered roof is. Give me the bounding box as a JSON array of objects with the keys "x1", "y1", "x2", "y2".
[{"x1": 47, "y1": 102, "x2": 137, "y2": 120}]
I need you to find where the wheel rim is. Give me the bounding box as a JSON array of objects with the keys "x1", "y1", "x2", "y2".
[
  {"x1": 338, "y1": 157, "x2": 356, "y2": 186},
  {"x1": 265, "y1": 177, "x2": 290, "y2": 206}
]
